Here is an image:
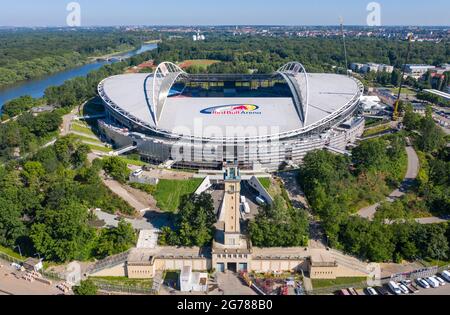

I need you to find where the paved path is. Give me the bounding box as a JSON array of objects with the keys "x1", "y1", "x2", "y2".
[
  {"x1": 102, "y1": 177, "x2": 152, "y2": 212},
  {"x1": 278, "y1": 171, "x2": 327, "y2": 249},
  {"x1": 216, "y1": 273, "x2": 257, "y2": 296},
  {"x1": 358, "y1": 146, "x2": 420, "y2": 220},
  {"x1": 94, "y1": 209, "x2": 154, "y2": 230}
]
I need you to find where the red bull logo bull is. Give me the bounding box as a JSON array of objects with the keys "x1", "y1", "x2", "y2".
[{"x1": 200, "y1": 104, "x2": 261, "y2": 115}]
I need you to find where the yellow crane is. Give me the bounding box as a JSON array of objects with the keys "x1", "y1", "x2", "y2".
[{"x1": 393, "y1": 33, "x2": 414, "y2": 121}]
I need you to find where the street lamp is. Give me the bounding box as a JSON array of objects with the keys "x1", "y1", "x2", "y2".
[
  {"x1": 14, "y1": 245, "x2": 22, "y2": 259},
  {"x1": 35, "y1": 253, "x2": 42, "y2": 261}
]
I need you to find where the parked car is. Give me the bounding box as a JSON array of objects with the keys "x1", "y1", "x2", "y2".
[
  {"x1": 416, "y1": 278, "x2": 430, "y2": 289},
  {"x1": 440, "y1": 270, "x2": 450, "y2": 282},
  {"x1": 388, "y1": 281, "x2": 402, "y2": 295},
  {"x1": 433, "y1": 276, "x2": 446, "y2": 286},
  {"x1": 132, "y1": 169, "x2": 143, "y2": 177},
  {"x1": 399, "y1": 284, "x2": 410, "y2": 294},
  {"x1": 255, "y1": 196, "x2": 267, "y2": 206},
  {"x1": 347, "y1": 287, "x2": 359, "y2": 295},
  {"x1": 365, "y1": 287, "x2": 378, "y2": 296},
  {"x1": 375, "y1": 286, "x2": 389, "y2": 295},
  {"x1": 337, "y1": 289, "x2": 351, "y2": 296},
  {"x1": 425, "y1": 277, "x2": 440, "y2": 288}
]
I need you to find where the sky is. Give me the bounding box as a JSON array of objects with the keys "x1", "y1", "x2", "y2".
[{"x1": 0, "y1": 0, "x2": 449, "y2": 27}]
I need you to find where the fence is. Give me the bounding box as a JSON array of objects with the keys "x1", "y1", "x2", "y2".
[
  {"x1": 93, "y1": 280, "x2": 157, "y2": 295},
  {"x1": 0, "y1": 251, "x2": 23, "y2": 265},
  {"x1": 1, "y1": 250, "x2": 65, "y2": 281},
  {"x1": 306, "y1": 280, "x2": 368, "y2": 295}
]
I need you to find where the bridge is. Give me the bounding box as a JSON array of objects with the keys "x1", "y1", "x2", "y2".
[
  {"x1": 110, "y1": 145, "x2": 138, "y2": 156},
  {"x1": 74, "y1": 114, "x2": 106, "y2": 121},
  {"x1": 325, "y1": 146, "x2": 352, "y2": 156}
]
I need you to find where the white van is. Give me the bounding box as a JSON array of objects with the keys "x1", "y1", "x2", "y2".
[{"x1": 388, "y1": 281, "x2": 402, "y2": 295}]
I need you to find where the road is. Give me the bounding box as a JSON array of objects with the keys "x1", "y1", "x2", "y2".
[{"x1": 358, "y1": 146, "x2": 420, "y2": 220}]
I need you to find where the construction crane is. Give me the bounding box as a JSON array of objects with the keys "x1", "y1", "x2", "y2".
[
  {"x1": 393, "y1": 33, "x2": 414, "y2": 121},
  {"x1": 339, "y1": 17, "x2": 349, "y2": 75}
]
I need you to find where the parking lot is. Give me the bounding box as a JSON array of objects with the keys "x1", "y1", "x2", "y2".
[{"x1": 415, "y1": 284, "x2": 450, "y2": 295}]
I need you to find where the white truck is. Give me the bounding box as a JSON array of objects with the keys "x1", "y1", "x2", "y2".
[{"x1": 242, "y1": 202, "x2": 251, "y2": 214}]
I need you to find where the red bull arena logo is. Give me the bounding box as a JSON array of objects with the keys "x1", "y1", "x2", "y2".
[{"x1": 200, "y1": 104, "x2": 261, "y2": 115}]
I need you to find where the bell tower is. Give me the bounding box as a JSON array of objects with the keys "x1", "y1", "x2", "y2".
[{"x1": 223, "y1": 164, "x2": 241, "y2": 246}]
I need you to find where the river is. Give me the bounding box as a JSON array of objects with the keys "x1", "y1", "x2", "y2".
[{"x1": 0, "y1": 43, "x2": 157, "y2": 108}]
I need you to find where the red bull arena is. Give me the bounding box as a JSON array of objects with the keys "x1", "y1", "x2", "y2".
[{"x1": 98, "y1": 62, "x2": 365, "y2": 171}]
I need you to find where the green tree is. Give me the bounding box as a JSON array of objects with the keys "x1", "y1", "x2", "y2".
[
  {"x1": 102, "y1": 157, "x2": 130, "y2": 183},
  {"x1": 30, "y1": 202, "x2": 95, "y2": 262},
  {"x1": 0, "y1": 198, "x2": 26, "y2": 247},
  {"x1": 159, "y1": 193, "x2": 216, "y2": 247},
  {"x1": 416, "y1": 117, "x2": 446, "y2": 153},
  {"x1": 73, "y1": 280, "x2": 98, "y2": 295},
  {"x1": 95, "y1": 220, "x2": 136, "y2": 258}
]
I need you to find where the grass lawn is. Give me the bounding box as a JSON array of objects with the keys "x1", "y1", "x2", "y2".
[
  {"x1": 71, "y1": 123, "x2": 97, "y2": 137},
  {"x1": 312, "y1": 277, "x2": 367, "y2": 289},
  {"x1": 88, "y1": 144, "x2": 112, "y2": 153},
  {"x1": 389, "y1": 87, "x2": 417, "y2": 96},
  {"x1": 258, "y1": 177, "x2": 271, "y2": 191},
  {"x1": 90, "y1": 276, "x2": 153, "y2": 289},
  {"x1": 179, "y1": 59, "x2": 220, "y2": 69},
  {"x1": 73, "y1": 134, "x2": 103, "y2": 144},
  {"x1": 421, "y1": 259, "x2": 450, "y2": 268},
  {"x1": 118, "y1": 157, "x2": 147, "y2": 167},
  {"x1": 153, "y1": 178, "x2": 203, "y2": 212},
  {"x1": 363, "y1": 124, "x2": 393, "y2": 137},
  {"x1": 0, "y1": 245, "x2": 24, "y2": 261}
]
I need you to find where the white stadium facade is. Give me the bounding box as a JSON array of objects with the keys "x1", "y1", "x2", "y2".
[{"x1": 98, "y1": 62, "x2": 365, "y2": 171}]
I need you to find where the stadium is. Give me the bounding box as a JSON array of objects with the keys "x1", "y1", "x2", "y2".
[{"x1": 98, "y1": 62, "x2": 365, "y2": 171}]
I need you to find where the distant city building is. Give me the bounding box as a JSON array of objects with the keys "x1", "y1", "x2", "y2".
[
  {"x1": 411, "y1": 103, "x2": 427, "y2": 116},
  {"x1": 193, "y1": 31, "x2": 206, "y2": 41},
  {"x1": 404, "y1": 64, "x2": 436, "y2": 79},
  {"x1": 351, "y1": 62, "x2": 394, "y2": 74},
  {"x1": 423, "y1": 89, "x2": 450, "y2": 102}
]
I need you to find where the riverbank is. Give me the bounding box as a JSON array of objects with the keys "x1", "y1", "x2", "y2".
[{"x1": 0, "y1": 43, "x2": 157, "y2": 108}]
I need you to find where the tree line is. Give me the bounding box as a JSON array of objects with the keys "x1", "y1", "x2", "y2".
[
  {"x1": 0, "y1": 28, "x2": 157, "y2": 87},
  {"x1": 0, "y1": 135, "x2": 136, "y2": 263},
  {"x1": 299, "y1": 118, "x2": 449, "y2": 263}
]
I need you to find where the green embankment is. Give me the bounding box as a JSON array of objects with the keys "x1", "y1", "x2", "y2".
[{"x1": 153, "y1": 179, "x2": 203, "y2": 212}]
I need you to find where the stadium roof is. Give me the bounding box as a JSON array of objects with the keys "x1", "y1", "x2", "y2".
[{"x1": 99, "y1": 62, "x2": 363, "y2": 140}]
